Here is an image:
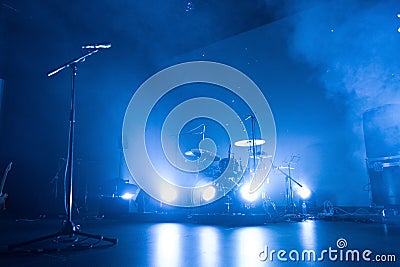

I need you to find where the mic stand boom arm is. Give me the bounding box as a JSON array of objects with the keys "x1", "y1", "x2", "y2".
[
  {"x1": 47, "y1": 49, "x2": 99, "y2": 77},
  {"x1": 271, "y1": 161, "x2": 303, "y2": 187}
]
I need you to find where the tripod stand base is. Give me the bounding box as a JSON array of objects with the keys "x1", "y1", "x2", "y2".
[{"x1": 8, "y1": 219, "x2": 118, "y2": 251}]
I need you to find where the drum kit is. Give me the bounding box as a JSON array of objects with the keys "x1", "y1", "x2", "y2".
[
  {"x1": 185, "y1": 138, "x2": 269, "y2": 179},
  {"x1": 186, "y1": 136, "x2": 273, "y2": 211},
  {"x1": 184, "y1": 114, "x2": 304, "y2": 214},
  {"x1": 185, "y1": 134, "x2": 302, "y2": 214}
]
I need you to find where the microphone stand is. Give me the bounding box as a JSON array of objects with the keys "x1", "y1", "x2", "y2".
[{"x1": 9, "y1": 49, "x2": 117, "y2": 251}]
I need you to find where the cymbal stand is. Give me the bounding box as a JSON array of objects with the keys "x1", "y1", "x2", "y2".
[
  {"x1": 286, "y1": 162, "x2": 295, "y2": 213},
  {"x1": 271, "y1": 161, "x2": 303, "y2": 214},
  {"x1": 9, "y1": 49, "x2": 117, "y2": 251},
  {"x1": 244, "y1": 115, "x2": 257, "y2": 179},
  {"x1": 51, "y1": 158, "x2": 65, "y2": 199},
  {"x1": 224, "y1": 195, "x2": 232, "y2": 214}
]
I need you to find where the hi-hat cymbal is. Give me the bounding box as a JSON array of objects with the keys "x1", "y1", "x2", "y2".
[
  {"x1": 277, "y1": 166, "x2": 295, "y2": 170},
  {"x1": 234, "y1": 139, "x2": 266, "y2": 147},
  {"x1": 185, "y1": 149, "x2": 220, "y2": 161},
  {"x1": 249, "y1": 151, "x2": 272, "y2": 159}
]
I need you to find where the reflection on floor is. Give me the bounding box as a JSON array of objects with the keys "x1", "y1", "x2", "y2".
[{"x1": 0, "y1": 210, "x2": 399, "y2": 267}]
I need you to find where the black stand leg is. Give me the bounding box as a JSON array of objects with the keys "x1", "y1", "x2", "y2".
[
  {"x1": 8, "y1": 51, "x2": 117, "y2": 251},
  {"x1": 8, "y1": 220, "x2": 117, "y2": 251}
]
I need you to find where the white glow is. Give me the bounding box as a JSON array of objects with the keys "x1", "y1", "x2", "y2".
[
  {"x1": 240, "y1": 184, "x2": 259, "y2": 202},
  {"x1": 153, "y1": 224, "x2": 182, "y2": 267},
  {"x1": 299, "y1": 220, "x2": 316, "y2": 247},
  {"x1": 202, "y1": 186, "x2": 216, "y2": 201},
  {"x1": 234, "y1": 227, "x2": 267, "y2": 266},
  {"x1": 121, "y1": 192, "x2": 134, "y2": 200},
  {"x1": 298, "y1": 186, "x2": 311, "y2": 199},
  {"x1": 161, "y1": 188, "x2": 177, "y2": 202},
  {"x1": 199, "y1": 227, "x2": 220, "y2": 267}
]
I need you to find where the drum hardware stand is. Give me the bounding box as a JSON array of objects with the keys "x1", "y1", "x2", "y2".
[
  {"x1": 271, "y1": 160, "x2": 303, "y2": 214},
  {"x1": 185, "y1": 123, "x2": 207, "y2": 180},
  {"x1": 262, "y1": 192, "x2": 277, "y2": 217},
  {"x1": 9, "y1": 48, "x2": 117, "y2": 251},
  {"x1": 224, "y1": 194, "x2": 233, "y2": 214},
  {"x1": 245, "y1": 115, "x2": 265, "y2": 188},
  {"x1": 245, "y1": 115, "x2": 257, "y2": 174},
  {"x1": 285, "y1": 162, "x2": 296, "y2": 213},
  {"x1": 51, "y1": 157, "x2": 65, "y2": 200}
]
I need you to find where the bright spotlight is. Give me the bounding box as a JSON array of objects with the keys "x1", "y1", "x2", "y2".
[
  {"x1": 298, "y1": 186, "x2": 311, "y2": 200},
  {"x1": 240, "y1": 184, "x2": 259, "y2": 202},
  {"x1": 161, "y1": 189, "x2": 177, "y2": 203},
  {"x1": 202, "y1": 186, "x2": 216, "y2": 202},
  {"x1": 121, "y1": 193, "x2": 135, "y2": 200}
]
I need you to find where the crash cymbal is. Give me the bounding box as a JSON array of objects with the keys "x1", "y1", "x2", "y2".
[
  {"x1": 185, "y1": 149, "x2": 220, "y2": 161},
  {"x1": 234, "y1": 139, "x2": 266, "y2": 147},
  {"x1": 184, "y1": 150, "x2": 196, "y2": 157},
  {"x1": 277, "y1": 166, "x2": 295, "y2": 170},
  {"x1": 249, "y1": 151, "x2": 273, "y2": 159}
]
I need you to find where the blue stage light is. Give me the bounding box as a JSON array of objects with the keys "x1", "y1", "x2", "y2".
[
  {"x1": 161, "y1": 189, "x2": 177, "y2": 203},
  {"x1": 298, "y1": 186, "x2": 311, "y2": 200},
  {"x1": 202, "y1": 186, "x2": 216, "y2": 202},
  {"x1": 121, "y1": 192, "x2": 135, "y2": 200},
  {"x1": 240, "y1": 184, "x2": 259, "y2": 202}
]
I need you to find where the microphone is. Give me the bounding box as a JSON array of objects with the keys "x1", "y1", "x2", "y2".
[{"x1": 82, "y1": 43, "x2": 111, "y2": 49}]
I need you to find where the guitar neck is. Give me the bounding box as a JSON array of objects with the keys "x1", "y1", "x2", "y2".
[
  {"x1": 0, "y1": 172, "x2": 6, "y2": 195},
  {"x1": 0, "y1": 162, "x2": 12, "y2": 195}
]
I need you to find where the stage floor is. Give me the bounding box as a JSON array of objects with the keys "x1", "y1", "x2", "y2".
[{"x1": 0, "y1": 215, "x2": 399, "y2": 267}]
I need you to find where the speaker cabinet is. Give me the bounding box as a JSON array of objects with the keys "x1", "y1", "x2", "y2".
[
  {"x1": 367, "y1": 159, "x2": 400, "y2": 206},
  {"x1": 363, "y1": 104, "x2": 400, "y2": 207}
]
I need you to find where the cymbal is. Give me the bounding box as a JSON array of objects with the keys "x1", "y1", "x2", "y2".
[
  {"x1": 185, "y1": 149, "x2": 220, "y2": 161},
  {"x1": 249, "y1": 151, "x2": 272, "y2": 159},
  {"x1": 184, "y1": 150, "x2": 196, "y2": 157},
  {"x1": 277, "y1": 166, "x2": 295, "y2": 170},
  {"x1": 234, "y1": 139, "x2": 266, "y2": 147}
]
